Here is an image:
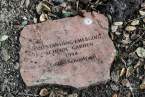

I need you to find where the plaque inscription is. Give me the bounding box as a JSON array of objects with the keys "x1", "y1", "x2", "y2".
[{"x1": 20, "y1": 12, "x2": 116, "y2": 88}]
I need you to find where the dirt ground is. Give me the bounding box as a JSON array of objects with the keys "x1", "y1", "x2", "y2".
[{"x1": 0, "y1": 0, "x2": 145, "y2": 97}]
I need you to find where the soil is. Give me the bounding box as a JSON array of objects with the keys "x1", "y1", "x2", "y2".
[{"x1": 0, "y1": 0, "x2": 145, "y2": 97}]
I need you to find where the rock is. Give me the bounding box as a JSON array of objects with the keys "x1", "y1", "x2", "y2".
[
  {"x1": 39, "y1": 13, "x2": 48, "y2": 22},
  {"x1": 125, "y1": 26, "x2": 136, "y2": 31},
  {"x1": 112, "y1": 93, "x2": 118, "y2": 97},
  {"x1": 33, "y1": 17, "x2": 38, "y2": 23},
  {"x1": 68, "y1": 93, "x2": 78, "y2": 97},
  {"x1": 19, "y1": 12, "x2": 116, "y2": 88},
  {"x1": 111, "y1": 71, "x2": 119, "y2": 82},
  {"x1": 139, "y1": 8, "x2": 145, "y2": 16},
  {"x1": 136, "y1": 47, "x2": 145, "y2": 58},
  {"x1": 0, "y1": 35, "x2": 8, "y2": 42},
  {"x1": 25, "y1": 0, "x2": 30, "y2": 8},
  {"x1": 110, "y1": 84, "x2": 119, "y2": 91},
  {"x1": 140, "y1": 79, "x2": 145, "y2": 90},
  {"x1": 14, "y1": 62, "x2": 20, "y2": 70},
  {"x1": 111, "y1": 25, "x2": 118, "y2": 32},
  {"x1": 113, "y1": 21, "x2": 123, "y2": 26},
  {"x1": 143, "y1": 18, "x2": 145, "y2": 23},
  {"x1": 114, "y1": 31, "x2": 121, "y2": 35},
  {"x1": 39, "y1": 88, "x2": 49, "y2": 96},
  {"x1": 1, "y1": 48, "x2": 10, "y2": 61},
  {"x1": 119, "y1": 68, "x2": 126, "y2": 77},
  {"x1": 131, "y1": 20, "x2": 139, "y2": 26},
  {"x1": 121, "y1": 79, "x2": 130, "y2": 87},
  {"x1": 143, "y1": 40, "x2": 145, "y2": 46},
  {"x1": 140, "y1": 84, "x2": 145, "y2": 90}
]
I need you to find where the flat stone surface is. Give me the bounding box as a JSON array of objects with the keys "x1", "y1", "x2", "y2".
[{"x1": 20, "y1": 12, "x2": 116, "y2": 88}]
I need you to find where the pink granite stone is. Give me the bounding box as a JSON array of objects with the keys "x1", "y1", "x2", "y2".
[{"x1": 19, "y1": 12, "x2": 116, "y2": 88}]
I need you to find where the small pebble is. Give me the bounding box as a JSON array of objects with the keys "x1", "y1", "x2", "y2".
[
  {"x1": 23, "y1": 16, "x2": 27, "y2": 20},
  {"x1": 113, "y1": 22, "x2": 123, "y2": 26},
  {"x1": 114, "y1": 31, "x2": 121, "y2": 35},
  {"x1": 126, "y1": 92, "x2": 132, "y2": 97},
  {"x1": 39, "y1": 88, "x2": 49, "y2": 96},
  {"x1": 121, "y1": 79, "x2": 130, "y2": 87},
  {"x1": 131, "y1": 20, "x2": 139, "y2": 26},
  {"x1": 143, "y1": 40, "x2": 145, "y2": 45},
  {"x1": 40, "y1": 13, "x2": 48, "y2": 22},
  {"x1": 0, "y1": 35, "x2": 9, "y2": 41},
  {"x1": 111, "y1": 71, "x2": 120, "y2": 82},
  {"x1": 124, "y1": 33, "x2": 130, "y2": 38},
  {"x1": 119, "y1": 68, "x2": 126, "y2": 77},
  {"x1": 140, "y1": 84, "x2": 145, "y2": 90},
  {"x1": 112, "y1": 93, "x2": 118, "y2": 97},
  {"x1": 125, "y1": 26, "x2": 136, "y2": 31},
  {"x1": 25, "y1": 0, "x2": 30, "y2": 8},
  {"x1": 36, "y1": 2, "x2": 43, "y2": 14},
  {"x1": 122, "y1": 39, "x2": 130, "y2": 45},
  {"x1": 122, "y1": 33, "x2": 130, "y2": 44},
  {"x1": 49, "y1": 91, "x2": 55, "y2": 97},
  {"x1": 1, "y1": 48, "x2": 10, "y2": 61},
  {"x1": 136, "y1": 47, "x2": 145, "y2": 58},
  {"x1": 142, "y1": 18, "x2": 145, "y2": 23},
  {"x1": 68, "y1": 93, "x2": 78, "y2": 97},
  {"x1": 111, "y1": 25, "x2": 118, "y2": 32},
  {"x1": 107, "y1": 14, "x2": 112, "y2": 22},
  {"x1": 14, "y1": 62, "x2": 20, "y2": 70},
  {"x1": 139, "y1": 9, "x2": 145, "y2": 16},
  {"x1": 22, "y1": 21, "x2": 28, "y2": 26},
  {"x1": 110, "y1": 84, "x2": 119, "y2": 91},
  {"x1": 33, "y1": 17, "x2": 37, "y2": 23}
]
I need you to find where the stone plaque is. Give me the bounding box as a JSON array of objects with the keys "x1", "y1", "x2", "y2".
[{"x1": 20, "y1": 12, "x2": 116, "y2": 88}]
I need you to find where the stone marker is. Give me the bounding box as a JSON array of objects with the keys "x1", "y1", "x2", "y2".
[{"x1": 20, "y1": 12, "x2": 116, "y2": 88}]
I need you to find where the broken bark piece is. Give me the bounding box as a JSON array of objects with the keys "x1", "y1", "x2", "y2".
[{"x1": 19, "y1": 12, "x2": 116, "y2": 88}]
